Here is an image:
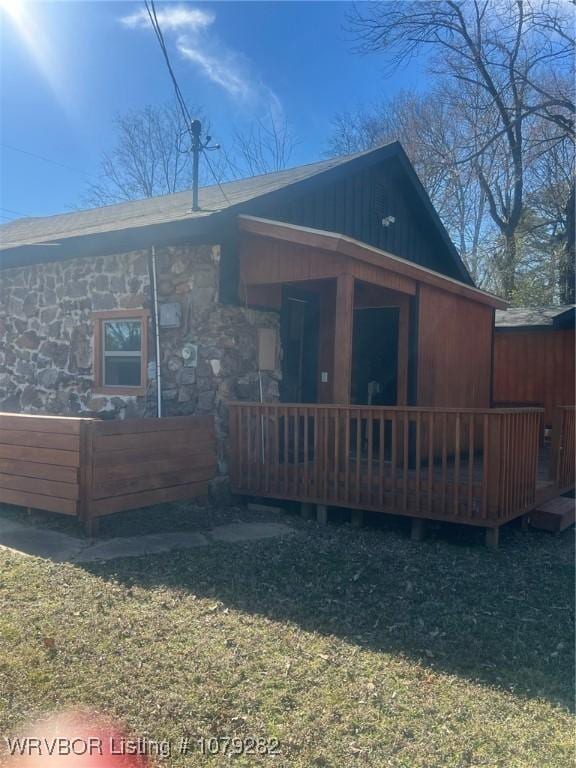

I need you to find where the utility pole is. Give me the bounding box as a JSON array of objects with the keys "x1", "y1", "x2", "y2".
[{"x1": 191, "y1": 119, "x2": 202, "y2": 212}]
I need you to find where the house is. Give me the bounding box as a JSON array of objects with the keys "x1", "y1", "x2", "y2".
[
  {"x1": 0, "y1": 142, "x2": 499, "y2": 420},
  {"x1": 493, "y1": 306, "x2": 575, "y2": 427},
  {"x1": 0, "y1": 143, "x2": 572, "y2": 543}
]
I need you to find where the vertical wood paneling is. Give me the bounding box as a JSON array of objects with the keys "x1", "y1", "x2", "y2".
[{"x1": 494, "y1": 329, "x2": 575, "y2": 425}]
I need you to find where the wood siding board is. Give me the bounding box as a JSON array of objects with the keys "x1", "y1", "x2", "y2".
[
  {"x1": 0, "y1": 431, "x2": 80, "y2": 451},
  {"x1": 0, "y1": 444, "x2": 80, "y2": 467},
  {"x1": 0, "y1": 459, "x2": 78, "y2": 483},
  {"x1": 92, "y1": 481, "x2": 209, "y2": 517},
  {"x1": 0, "y1": 413, "x2": 85, "y2": 434},
  {"x1": 0, "y1": 473, "x2": 79, "y2": 500},
  {"x1": 0, "y1": 488, "x2": 77, "y2": 515}
]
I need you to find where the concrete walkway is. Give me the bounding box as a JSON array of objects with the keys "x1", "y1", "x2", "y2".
[{"x1": 0, "y1": 517, "x2": 296, "y2": 563}]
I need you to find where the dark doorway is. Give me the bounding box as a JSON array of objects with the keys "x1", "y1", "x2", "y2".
[
  {"x1": 280, "y1": 288, "x2": 320, "y2": 403},
  {"x1": 351, "y1": 307, "x2": 399, "y2": 406}
]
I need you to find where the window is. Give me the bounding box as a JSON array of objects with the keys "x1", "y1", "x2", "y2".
[{"x1": 93, "y1": 310, "x2": 149, "y2": 394}]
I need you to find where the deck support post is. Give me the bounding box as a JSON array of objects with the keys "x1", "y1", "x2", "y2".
[
  {"x1": 485, "y1": 526, "x2": 500, "y2": 550},
  {"x1": 316, "y1": 504, "x2": 328, "y2": 525},
  {"x1": 351, "y1": 510, "x2": 364, "y2": 528},
  {"x1": 85, "y1": 516, "x2": 100, "y2": 538},
  {"x1": 410, "y1": 517, "x2": 426, "y2": 542},
  {"x1": 300, "y1": 502, "x2": 315, "y2": 520},
  {"x1": 333, "y1": 273, "x2": 355, "y2": 404}
]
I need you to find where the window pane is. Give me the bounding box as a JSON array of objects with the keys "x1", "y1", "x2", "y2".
[
  {"x1": 104, "y1": 320, "x2": 141, "y2": 352},
  {"x1": 104, "y1": 356, "x2": 142, "y2": 387}
]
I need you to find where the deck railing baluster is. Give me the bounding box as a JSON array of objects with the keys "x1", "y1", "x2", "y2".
[
  {"x1": 303, "y1": 409, "x2": 309, "y2": 498},
  {"x1": 453, "y1": 413, "x2": 461, "y2": 517},
  {"x1": 402, "y1": 412, "x2": 409, "y2": 512},
  {"x1": 415, "y1": 412, "x2": 421, "y2": 515},
  {"x1": 441, "y1": 413, "x2": 448, "y2": 517},
  {"x1": 379, "y1": 411, "x2": 385, "y2": 508},
  {"x1": 355, "y1": 414, "x2": 362, "y2": 505},
  {"x1": 391, "y1": 412, "x2": 397, "y2": 511},
  {"x1": 467, "y1": 414, "x2": 474, "y2": 518},
  {"x1": 427, "y1": 412, "x2": 434, "y2": 515},
  {"x1": 333, "y1": 409, "x2": 339, "y2": 503},
  {"x1": 344, "y1": 411, "x2": 351, "y2": 504},
  {"x1": 367, "y1": 412, "x2": 374, "y2": 507}
]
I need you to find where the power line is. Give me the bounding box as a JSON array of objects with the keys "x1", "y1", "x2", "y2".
[
  {"x1": 0, "y1": 205, "x2": 32, "y2": 218},
  {"x1": 201, "y1": 147, "x2": 231, "y2": 206},
  {"x1": 0, "y1": 142, "x2": 92, "y2": 178},
  {"x1": 144, "y1": 0, "x2": 230, "y2": 207},
  {"x1": 144, "y1": 1, "x2": 193, "y2": 127}
]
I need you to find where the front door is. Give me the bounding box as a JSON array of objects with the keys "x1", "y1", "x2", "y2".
[
  {"x1": 351, "y1": 307, "x2": 400, "y2": 406},
  {"x1": 280, "y1": 287, "x2": 320, "y2": 403}
]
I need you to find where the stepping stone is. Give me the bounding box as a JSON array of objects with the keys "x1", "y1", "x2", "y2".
[
  {"x1": 209, "y1": 522, "x2": 295, "y2": 543},
  {"x1": 0, "y1": 528, "x2": 85, "y2": 561},
  {"x1": 530, "y1": 497, "x2": 575, "y2": 532},
  {"x1": 74, "y1": 531, "x2": 209, "y2": 563},
  {"x1": 0, "y1": 515, "x2": 297, "y2": 563}
]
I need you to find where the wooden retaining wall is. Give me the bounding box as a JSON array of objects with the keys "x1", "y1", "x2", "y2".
[{"x1": 0, "y1": 413, "x2": 217, "y2": 533}]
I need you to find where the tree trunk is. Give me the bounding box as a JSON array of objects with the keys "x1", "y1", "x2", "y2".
[
  {"x1": 559, "y1": 183, "x2": 575, "y2": 304},
  {"x1": 500, "y1": 233, "x2": 517, "y2": 301}
]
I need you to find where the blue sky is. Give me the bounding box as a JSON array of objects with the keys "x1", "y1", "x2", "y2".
[{"x1": 0, "y1": 1, "x2": 426, "y2": 220}]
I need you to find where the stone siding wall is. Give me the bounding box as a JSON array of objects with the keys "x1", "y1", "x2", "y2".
[{"x1": 0, "y1": 244, "x2": 281, "y2": 485}]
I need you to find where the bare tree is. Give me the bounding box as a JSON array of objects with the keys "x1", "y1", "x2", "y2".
[
  {"x1": 84, "y1": 104, "x2": 297, "y2": 206},
  {"x1": 348, "y1": 0, "x2": 575, "y2": 300},
  {"x1": 223, "y1": 114, "x2": 297, "y2": 179},
  {"x1": 329, "y1": 91, "x2": 497, "y2": 286},
  {"x1": 84, "y1": 103, "x2": 209, "y2": 206}
]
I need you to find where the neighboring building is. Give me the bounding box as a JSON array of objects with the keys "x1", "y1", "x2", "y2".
[
  {"x1": 493, "y1": 306, "x2": 575, "y2": 427},
  {"x1": 0, "y1": 142, "x2": 505, "y2": 486}
]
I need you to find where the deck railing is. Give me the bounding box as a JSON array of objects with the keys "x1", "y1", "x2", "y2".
[
  {"x1": 550, "y1": 406, "x2": 575, "y2": 491},
  {"x1": 229, "y1": 403, "x2": 543, "y2": 526}
]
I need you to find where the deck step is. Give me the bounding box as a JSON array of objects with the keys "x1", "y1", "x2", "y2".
[{"x1": 530, "y1": 496, "x2": 575, "y2": 532}]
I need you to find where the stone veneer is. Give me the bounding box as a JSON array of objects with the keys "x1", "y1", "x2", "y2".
[{"x1": 0, "y1": 243, "x2": 281, "y2": 486}]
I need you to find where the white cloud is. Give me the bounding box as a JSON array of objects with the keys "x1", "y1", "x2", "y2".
[
  {"x1": 176, "y1": 40, "x2": 252, "y2": 100},
  {"x1": 119, "y1": 4, "x2": 281, "y2": 111},
  {"x1": 120, "y1": 7, "x2": 215, "y2": 33}
]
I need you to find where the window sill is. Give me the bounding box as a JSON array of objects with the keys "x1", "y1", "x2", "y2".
[{"x1": 92, "y1": 386, "x2": 147, "y2": 397}]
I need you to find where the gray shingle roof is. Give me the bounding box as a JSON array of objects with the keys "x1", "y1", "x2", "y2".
[
  {"x1": 0, "y1": 149, "x2": 378, "y2": 250},
  {"x1": 495, "y1": 305, "x2": 575, "y2": 328}
]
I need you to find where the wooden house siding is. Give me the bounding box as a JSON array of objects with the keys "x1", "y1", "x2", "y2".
[
  {"x1": 417, "y1": 285, "x2": 493, "y2": 408},
  {"x1": 493, "y1": 328, "x2": 575, "y2": 425},
  {"x1": 263, "y1": 164, "x2": 460, "y2": 280}
]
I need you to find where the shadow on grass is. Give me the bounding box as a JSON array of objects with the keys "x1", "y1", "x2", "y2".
[{"x1": 82, "y1": 511, "x2": 575, "y2": 712}]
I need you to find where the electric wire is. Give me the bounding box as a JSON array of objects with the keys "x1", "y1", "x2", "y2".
[
  {"x1": 201, "y1": 146, "x2": 231, "y2": 206},
  {"x1": 1, "y1": 143, "x2": 92, "y2": 177},
  {"x1": 144, "y1": 0, "x2": 231, "y2": 207}
]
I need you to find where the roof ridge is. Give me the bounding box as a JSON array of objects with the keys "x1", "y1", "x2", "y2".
[{"x1": 0, "y1": 144, "x2": 392, "y2": 229}]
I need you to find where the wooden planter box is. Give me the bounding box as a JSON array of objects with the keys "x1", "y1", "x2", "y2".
[{"x1": 0, "y1": 413, "x2": 216, "y2": 534}]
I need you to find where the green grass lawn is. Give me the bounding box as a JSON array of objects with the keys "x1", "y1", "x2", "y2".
[{"x1": 0, "y1": 508, "x2": 574, "y2": 767}]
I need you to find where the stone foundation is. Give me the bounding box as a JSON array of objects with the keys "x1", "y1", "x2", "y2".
[{"x1": 0, "y1": 243, "x2": 281, "y2": 484}]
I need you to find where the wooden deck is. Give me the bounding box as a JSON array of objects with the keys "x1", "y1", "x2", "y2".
[
  {"x1": 0, "y1": 413, "x2": 216, "y2": 534},
  {"x1": 229, "y1": 403, "x2": 574, "y2": 541}
]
